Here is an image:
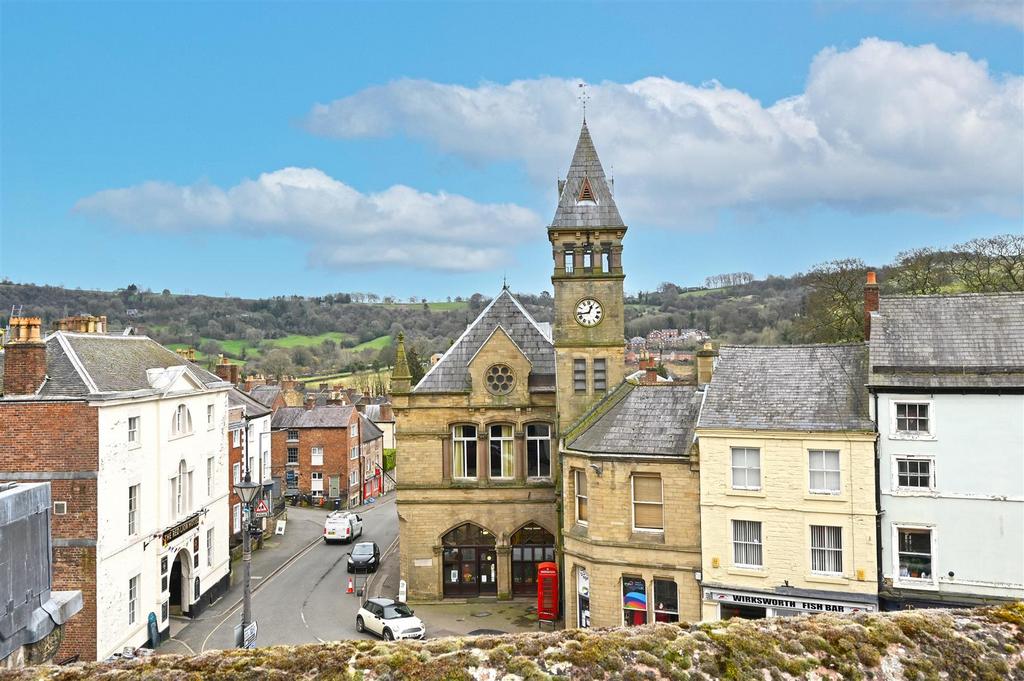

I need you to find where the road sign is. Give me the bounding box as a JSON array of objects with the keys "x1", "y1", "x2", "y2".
[
  {"x1": 253, "y1": 499, "x2": 270, "y2": 518},
  {"x1": 275, "y1": 519, "x2": 286, "y2": 535}
]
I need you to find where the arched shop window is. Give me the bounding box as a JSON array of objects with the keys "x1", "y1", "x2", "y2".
[
  {"x1": 442, "y1": 523, "x2": 496, "y2": 598},
  {"x1": 510, "y1": 524, "x2": 555, "y2": 596}
]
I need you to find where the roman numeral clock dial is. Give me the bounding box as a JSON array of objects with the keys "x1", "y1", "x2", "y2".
[{"x1": 575, "y1": 298, "x2": 603, "y2": 327}]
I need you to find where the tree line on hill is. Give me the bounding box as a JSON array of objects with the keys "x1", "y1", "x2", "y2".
[{"x1": 2, "y1": 234, "x2": 1019, "y2": 377}]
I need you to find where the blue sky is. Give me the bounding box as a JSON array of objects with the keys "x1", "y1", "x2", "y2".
[{"x1": 2, "y1": 1, "x2": 1021, "y2": 300}]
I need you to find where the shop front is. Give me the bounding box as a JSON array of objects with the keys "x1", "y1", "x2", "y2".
[
  {"x1": 441, "y1": 523, "x2": 498, "y2": 598},
  {"x1": 510, "y1": 525, "x2": 555, "y2": 596},
  {"x1": 702, "y1": 585, "x2": 878, "y2": 620}
]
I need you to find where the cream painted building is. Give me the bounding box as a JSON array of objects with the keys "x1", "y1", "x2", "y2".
[{"x1": 696, "y1": 344, "x2": 879, "y2": 619}]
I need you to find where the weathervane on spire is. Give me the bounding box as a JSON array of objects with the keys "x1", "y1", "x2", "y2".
[{"x1": 577, "y1": 82, "x2": 590, "y2": 123}]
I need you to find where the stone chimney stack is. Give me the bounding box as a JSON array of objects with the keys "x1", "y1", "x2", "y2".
[
  {"x1": 864, "y1": 271, "x2": 880, "y2": 341},
  {"x1": 3, "y1": 317, "x2": 47, "y2": 396},
  {"x1": 696, "y1": 341, "x2": 718, "y2": 388},
  {"x1": 214, "y1": 355, "x2": 240, "y2": 385}
]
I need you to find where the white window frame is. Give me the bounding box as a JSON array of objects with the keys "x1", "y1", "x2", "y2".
[
  {"x1": 452, "y1": 425, "x2": 477, "y2": 480},
  {"x1": 206, "y1": 528, "x2": 215, "y2": 567},
  {"x1": 311, "y1": 446, "x2": 324, "y2": 466},
  {"x1": 349, "y1": 470, "x2": 358, "y2": 486},
  {"x1": 730, "y1": 447, "x2": 761, "y2": 491},
  {"x1": 127, "y1": 415, "x2": 140, "y2": 447},
  {"x1": 350, "y1": 445, "x2": 359, "y2": 461},
  {"x1": 287, "y1": 447, "x2": 299, "y2": 464},
  {"x1": 732, "y1": 519, "x2": 763, "y2": 568},
  {"x1": 890, "y1": 400, "x2": 935, "y2": 440},
  {"x1": 893, "y1": 455, "x2": 937, "y2": 493},
  {"x1": 526, "y1": 423, "x2": 551, "y2": 479},
  {"x1": 809, "y1": 525, "x2": 843, "y2": 575},
  {"x1": 893, "y1": 524, "x2": 937, "y2": 587},
  {"x1": 128, "y1": 484, "x2": 139, "y2": 537},
  {"x1": 574, "y1": 469, "x2": 588, "y2": 526},
  {"x1": 488, "y1": 424, "x2": 514, "y2": 479},
  {"x1": 311, "y1": 471, "x2": 324, "y2": 492},
  {"x1": 350, "y1": 423, "x2": 358, "y2": 438},
  {"x1": 808, "y1": 449, "x2": 841, "y2": 495},
  {"x1": 207, "y1": 457, "x2": 215, "y2": 497},
  {"x1": 287, "y1": 429, "x2": 299, "y2": 442},
  {"x1": 207, "y1": 403, "x2": 215, "y2": 429},
  {"x1": 262, "y1": 449, "x2": 271, "y2": 483},
  {"x1": 233, "y1": 503, "x2": 241, "y2": 534},
  {"x1": 171, "y1": 404, "x2": 193, "y2": 438},
  {"x1": 233, "y1": 462, "x2": 241, "y2": 485},
  {"x1": 128, "y1": 574, "x2": 139, "y2": 626},
  {"x1": 232, "y1": 429, "x2": 241, "y2": 448},
  {"x1": 630, "y1": 474, "x2": 664, "y2": 533},
  {"x1": 175, "y1": 460, "x2": 188, "y2": 517}
]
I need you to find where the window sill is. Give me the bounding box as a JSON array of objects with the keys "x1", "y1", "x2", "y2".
[
  {"x1": 169, "y1": 432, "x2": 193, "y2": 441},
  {"x1": 888, "y1": 433, "x2": 936, "y2": 442},
  {"x1": 894, "y1": 578, "x2": 938, "y2": 590},
  {"x1": 629, "y1": 531, "x2": 665, "y2": 544},
  {"x1": 890, "y1": 489, "x2": 938, "y2": 497},
  {"x1": 726, "y1": 567, "x2": 768, "y2": 578},
  {"x1": 804, "y1": 493, "x2": 845, "y2": 502},
  {"x1": 725, "y1": 489, "x2": 765, "y2": 498},
  {"x1": 127, "y1": 442, "x2": 142, "y2": 451},
  {"x1": 806, "y1": 573, "x2": 848, "y2": 585},
  {"x1": 286, "y1": 462, "x2": 300, "y2": 467}
]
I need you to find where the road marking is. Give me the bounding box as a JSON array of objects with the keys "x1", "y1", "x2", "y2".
[
  {"x1": 170, "y1": 638, "x2": 196, "y2": 656},
  {"x1": 365, "y1": 535, "x2": 400, "y2": 598},
  {"x1": 200, "y1": 534, "x2": 324, "y2": 652}
]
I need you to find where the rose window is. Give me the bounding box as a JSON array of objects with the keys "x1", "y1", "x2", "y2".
[{"x1": 485, "y1": 364, "x2": 515, "y2": 395}]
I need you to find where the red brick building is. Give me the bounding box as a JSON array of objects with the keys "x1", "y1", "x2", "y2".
[{"x1": 271, "y1": 406, "x2": 364, "y2": 506}]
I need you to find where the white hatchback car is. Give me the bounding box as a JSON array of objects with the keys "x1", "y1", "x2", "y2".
[
  {"x1": 323, "y1": 511, "x2": 363, "y2": 544},
  {"x1": 356, "y1": 598, "x2": 425, "y2": 640}
]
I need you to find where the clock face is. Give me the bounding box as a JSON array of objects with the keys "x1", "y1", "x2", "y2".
[{"x1": 575, "y1": 298, "x2": 603, "y2": 327}]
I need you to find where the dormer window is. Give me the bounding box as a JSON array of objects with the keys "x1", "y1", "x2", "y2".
[
  {"x1": 172, "y1": 404, "x2": 193, "y2": 437},
  {"x1": 577, "y1": 177, "x2": 596, "y2": 203}
]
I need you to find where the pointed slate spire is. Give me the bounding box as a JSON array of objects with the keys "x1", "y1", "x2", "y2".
[
  {"x1": 551, "y1": 122, "x2": 624, "y2": 230},
  {"x1": 391, "y1": 332, "x2": 412, "y2": 394}
]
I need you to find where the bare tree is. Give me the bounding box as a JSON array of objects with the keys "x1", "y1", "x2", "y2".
[
  {"x1": 891, "y1": 248, "x2": 951, "y2": 294},
  {"x1": 796, "y1": 259, "x2": 869, "y2": 343},
  {"x1": 950, "y1": 234, "x2": 1024, "y2": 292}
]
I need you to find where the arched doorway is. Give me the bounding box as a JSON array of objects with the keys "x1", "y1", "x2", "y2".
[
  {"x1": 168, "y1": 550, "x2": 191, "y2": 616},
  {"x1": 441, "y1": 523, "x2": 496, "y2": 598},
  {"x1": 510, "y1": 524, "x2": 555, "y2": 596}
]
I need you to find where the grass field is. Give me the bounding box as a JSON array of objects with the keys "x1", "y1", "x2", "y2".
[
  {"x1": 273, "y1": 331, "x2": 356, "y2": 348},
  {"x1": 352, "y1": 335, "x2": 391, "y2": 351},
  {"x1": 300, "y1": 368, "x2": 391, "y2": 388}
]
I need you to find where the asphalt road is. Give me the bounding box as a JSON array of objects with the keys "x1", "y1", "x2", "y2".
[{"x1": 168, "y1": 497, "x2": 399, "y2": 653}]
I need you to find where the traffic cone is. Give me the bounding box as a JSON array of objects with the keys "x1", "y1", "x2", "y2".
[{"x1": 346, "y1": 576, "x2": 354, "y2": 594}]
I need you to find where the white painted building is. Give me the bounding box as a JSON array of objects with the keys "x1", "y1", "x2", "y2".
[
  {"x1": 1, "y1": 327, "x2": 232, "y2": 660},
  {"x1": 867, "y1": 292, "x2": 1024, "y2": 608}
]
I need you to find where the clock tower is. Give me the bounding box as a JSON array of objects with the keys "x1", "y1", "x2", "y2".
[{"x1": 550, "y1": 122, "x2": 627, "y2": 433}]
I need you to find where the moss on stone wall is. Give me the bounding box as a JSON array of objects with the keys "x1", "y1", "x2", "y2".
[{"x1": 8, "y1": 603, "x2": 1023, "y2": 680}]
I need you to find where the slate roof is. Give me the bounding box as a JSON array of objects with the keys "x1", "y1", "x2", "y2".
[
  {"x1": 1, "y1": 332, "x2": 225, "y2": 398},
  {"x1": 413, "y1": 289, "x2": 554, "y2": 393},
  {"x1": 271, "y1": 405, "x2": 355, "y2": 429},
  {"x1": 698, "y1": 344, "x2": 873, "y2": 432},
  {"x1": 228, "y1": 387, "x2": 271, "y2": 417},
  {"x1": 567, "y1": 382, "x2": 703, "y2": 457},
  {"x1": 550, "y1": 123, "x2": 625, "y2": 230},
  {"x1": 362, "y1": 403, "x2": 394, "y2": 423},
  {"x1": 360, "y1": 414, "x2": 384, "y2": 443},
  {"x1": 248, "y1": 385, "x2": 283, "y2": 408},
  {"x1": 868, "y1": 292, "x2": 1024, "y2": 389}
]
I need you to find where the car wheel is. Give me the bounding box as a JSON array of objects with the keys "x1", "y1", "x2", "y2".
[
  {"x1": 356, "y1": 616, "x2": 365, "y2": 633},
  {"x1": 383, "y1": 628, "x2": 394, "y2": 641}
]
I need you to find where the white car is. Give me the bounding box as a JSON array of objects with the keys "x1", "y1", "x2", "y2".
[
  {"x1": 356, "y1": 598, "x2": 425, "y2": 640},
  {"x1": 323, "y1": 511, "x2": 363, "y2": 544}
]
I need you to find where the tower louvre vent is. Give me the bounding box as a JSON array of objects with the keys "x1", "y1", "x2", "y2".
[{"x1": 577, "y1": 177, "x2": 596, "y2": 203}]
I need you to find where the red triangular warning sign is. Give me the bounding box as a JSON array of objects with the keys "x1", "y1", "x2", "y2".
[{"x1": 254, "y1": 499, "x2": 270, "y2": 514}]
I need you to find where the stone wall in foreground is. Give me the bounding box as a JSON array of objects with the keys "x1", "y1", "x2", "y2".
[{"x1": 7, "y1": 604, "x2": 1024, "y2": 680}]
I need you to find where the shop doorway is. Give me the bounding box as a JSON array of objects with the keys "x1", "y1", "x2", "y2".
[
  {"x1": 441, "y1": 523, "x2": 497, "y2": 598},
  {"x1": 510, "y1": 524, "x2": 555, "y2": 596}
]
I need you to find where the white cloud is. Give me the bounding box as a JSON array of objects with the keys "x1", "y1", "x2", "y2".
[
  {"x1": 304, "y1": 38, "x2": 1023, "y2": 224},
  {"x1": 942, "y1": 1, "x2": 1024, "y2": 30},
  {"x1": 74, "y1": 168, "x2": 538, "y2": 272}
]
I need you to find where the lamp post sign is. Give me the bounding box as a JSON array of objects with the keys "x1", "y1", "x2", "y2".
[{"x1": 253, "y1": 499, "x2": 270, "y2": 518}]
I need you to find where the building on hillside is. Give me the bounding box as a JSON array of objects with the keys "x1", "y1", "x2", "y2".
[
  {"x1": 561, "y1": 381, "x2": 704, "y2": 628},
  {"x1": 0, "y1": 481, "x2": 83, "y2": 667},
  {"x1": 362, "y1": 402, "x2": 395, "y2": 450},
  {"x1": 695, "y1": 343, "x2": 879, "y2": 620},
  {"x1": 270, "y1": 405, "x2": 363, "y2": 506},
  {"x1": 865, "y1": 284, "x2": 1024, "y2": 609},
  {"x1": 359, "y1": 414, "x2": 385, "y2": 500},
  {"x1": 0, "y1": 318, "x2": 231, "y2": 661},
  {"x1": 226, "y1": 388, "x2": 273, "y2": 542}
]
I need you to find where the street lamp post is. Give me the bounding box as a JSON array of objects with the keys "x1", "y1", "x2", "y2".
[{"x1": 233, "y1": 472, "x2": 260, "y2": 647}]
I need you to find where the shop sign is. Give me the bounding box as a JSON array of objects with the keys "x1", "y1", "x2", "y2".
[
  {"x1": 703, "y1": 588, "x2": 875, "y2": 614},
  {"x1": 162, "y1": 513, "x2": 201, "y2": 546}
]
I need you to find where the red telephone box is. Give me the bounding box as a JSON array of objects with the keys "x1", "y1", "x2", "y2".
[{"x1": 537, "y1": 561, "x2": 559, "y2": 621}]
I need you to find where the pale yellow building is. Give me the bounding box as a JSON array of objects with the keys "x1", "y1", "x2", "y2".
[{"x1": 695, "y1": 344, "x2": 879, "y2": 619}]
